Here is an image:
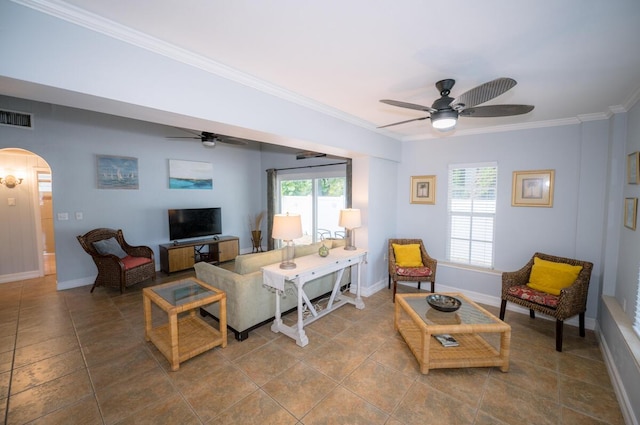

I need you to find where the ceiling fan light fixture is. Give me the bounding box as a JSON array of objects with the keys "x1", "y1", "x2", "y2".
[
  {"x1": 431, "y1": 110, "x2": 458, "y2": 130},
  {"x1": 202, "y1": 139, "x2": 216, "y2": 147}
]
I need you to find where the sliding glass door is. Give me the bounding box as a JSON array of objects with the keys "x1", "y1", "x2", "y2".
[{"x1": 279, "y1": 173, "x2": 346, "y2": 245}]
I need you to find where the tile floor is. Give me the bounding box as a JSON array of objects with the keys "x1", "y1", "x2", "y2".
[{"x1": 0, "y1": 272, "x2": 626, "y2": 425}]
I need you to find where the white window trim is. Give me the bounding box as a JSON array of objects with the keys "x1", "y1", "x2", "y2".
[{"x1": 447, "y1": 162, "x2": 498, "y2": 269}]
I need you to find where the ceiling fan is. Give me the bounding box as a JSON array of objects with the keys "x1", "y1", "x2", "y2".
[
  {"x1": 379, "y1": 77, "x2": 534, "y2": 131},
  {"x1": 167, "y1": 131, "x2": 249, "y2": 147}
]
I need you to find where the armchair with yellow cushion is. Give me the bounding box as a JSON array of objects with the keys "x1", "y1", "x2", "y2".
[
  {"x1": 499, "y1": 252, "x2": 593, "y2": 352},
  {"x1": 388, "y1": 239, "x2": 437, "y2": 302}
]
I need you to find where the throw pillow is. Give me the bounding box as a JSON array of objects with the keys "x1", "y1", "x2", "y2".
[
  {"x1": 93, "y1": 237, "x2": 128, "y2": 259},
  {"x1": 392, "y1": 243, "x2": 424, "y2": 267},
  {"x1": 527, "y1": 257, "x2": 583, "y2": 296}
]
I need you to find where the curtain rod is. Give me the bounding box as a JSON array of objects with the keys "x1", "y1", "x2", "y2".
[{"x1": 270, "y1": 161, "x2": 347, "y2": 172}]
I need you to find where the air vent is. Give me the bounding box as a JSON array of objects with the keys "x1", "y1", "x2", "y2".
[{"x1": 0, "y1": 109, "x2": 33, "y2": 129}]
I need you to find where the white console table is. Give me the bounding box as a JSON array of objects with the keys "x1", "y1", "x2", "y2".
[{"x1": 262, "y1": 247, "x2": 367, "y2": 347}]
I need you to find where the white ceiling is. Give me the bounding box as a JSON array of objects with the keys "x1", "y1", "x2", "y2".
[{"x1": 12, "y1": 0, "x2": 640, "y2": 140}]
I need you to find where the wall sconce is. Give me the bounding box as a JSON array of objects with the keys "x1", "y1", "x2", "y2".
[
  {"x1": 0, "y1": 175, "x2": 23, "y2": 189},
  {"x1": 272, "y1": 213, "x2": 303, "y2": 269},
  {"x1": 339, "y1": 208, "x2": 361, "y2": 251}
]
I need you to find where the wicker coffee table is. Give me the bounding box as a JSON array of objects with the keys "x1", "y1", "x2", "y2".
[
  {"x1": 394, "y1": 292, "x2": 510, "y2": 374},
  {"x1": 143, "y1": 278, "x2": 227, "y2": 371}
]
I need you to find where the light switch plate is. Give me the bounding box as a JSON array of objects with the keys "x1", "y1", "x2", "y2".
[
  {"x1": 7, "y1": 198, "x2": 16, "y2": 206},
  {"x1": 57, "y1": 212, "x2": 69, "y2": 221}
]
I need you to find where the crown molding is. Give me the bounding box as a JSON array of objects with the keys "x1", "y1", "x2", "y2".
[
  {"x1": 403, "y1": 117, "x2": 583, "y2": 141},
  {"x1": 10, "y1": 0, "x2": 638, "y2": 144},
  {"x1": 10, "y1": 0, "x2": 376, "y2": 132}
]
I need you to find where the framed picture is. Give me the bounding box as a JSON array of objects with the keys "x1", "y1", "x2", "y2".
[
  {"x1": 624, "y1": 198, "x2": 637, "y2": 230},
  {"x1": 169, "y1": 159, "x2": 213, "y2": 189},
  {"x1": 511, "y1": 169, "x2": 555, "y2": 207},
  {"x1": 410, "y1": 175, "x2": 436, "y2": 204},
  {"x1": 627, "y1": 152, "x2": 639, "y2": 184},
  {"x1": 96, "y1": 155, "x2": 139, "y2": 189}
]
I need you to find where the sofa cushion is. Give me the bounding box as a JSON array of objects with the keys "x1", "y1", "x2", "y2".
[
  {"x1": 396, "y1": 266, "x2": 432, "y2": 277},
  {"x1": 93, "y1": 237, "x2": 128, "y2": 259},
  {"x1": 527, "y1": 257, "x2": 582, "y2": 296},
  {"x1": 121, "y1": 255, "x2": 152, "y2": 270},
  {"x1": 508, "y1": 285, "x2": 558, "y2": 308},
  {"x1": 294, "y1": 242, "x2": 324, "y2": 257},
  {"x1": 235, "y1": 249, "x2": 283, "y2": 275},
  {"x1": 329, "y1": 238, "x2": 346, "y2": 248}
]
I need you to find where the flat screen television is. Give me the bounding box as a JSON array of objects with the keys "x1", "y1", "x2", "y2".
[{"x1": 168, "y1": 207, "x2": 222, "y2": 241}]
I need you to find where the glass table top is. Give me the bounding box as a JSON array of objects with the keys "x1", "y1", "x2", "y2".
[
  {"x1": 152, "y1": 279, "x2": 215, "y2": 306},
  {"x1": 405, "y1": 295, "x2": 495, "y2": 326}
]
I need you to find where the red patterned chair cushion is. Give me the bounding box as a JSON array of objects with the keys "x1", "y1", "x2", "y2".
[
  {"x1": 121, "y1": 255, "x2": 153, "y2": 270},
  {"x1": 396, "y1": 266, "x2": 432, "y2": 278},
  {"x1": 507, "y1": 285, "x2": 558, "y2": 308}
]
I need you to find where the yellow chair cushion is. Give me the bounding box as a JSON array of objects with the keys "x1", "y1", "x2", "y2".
[
  {"x1": 527, "y1": 257, "x2": 583, "y2": 296},
  {"x1": 392, "y1": 244, "x2": 424, "y2": 267}
]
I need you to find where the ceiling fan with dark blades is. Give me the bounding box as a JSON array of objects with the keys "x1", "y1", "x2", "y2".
[
  {"x1": 379, "y1": 77, "x2": 534, "y2": 131},
  {"x1": 167, "y1": 131, "x2": 249, "y2": 147}
]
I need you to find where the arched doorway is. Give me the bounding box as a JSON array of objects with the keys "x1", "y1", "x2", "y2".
[{"x1": 0, "y1": 148, "x2": 54, "y2": 281}]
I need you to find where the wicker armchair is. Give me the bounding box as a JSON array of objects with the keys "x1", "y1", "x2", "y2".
[
  {"x1": 77, "y1": 228, "x2": 156, "y2": 293},
  {"x1": 499, "y1": 252, "x2": 593, "y2": 352},
  {"x1": 388, "y1": 239, "x2": 437, "y2": 302}
]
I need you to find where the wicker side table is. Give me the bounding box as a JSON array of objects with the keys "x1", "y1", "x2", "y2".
[
  {"x1": 143, "y1": 278, "x2": 227, "y2": 371},
  {"x1": 394, "y1": 293, "x2": 510, "y2": 374}
]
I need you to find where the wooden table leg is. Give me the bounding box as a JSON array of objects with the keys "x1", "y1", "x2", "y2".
[
  {"x1": 169, "y1": 312, "x2": 180, "y2": 371},
  {"x1": 143, "y1": 294, "x2": 152, "y2": 342},
  {"x1": 219, "y1": 296, "x2": 227, "y2": 348}
]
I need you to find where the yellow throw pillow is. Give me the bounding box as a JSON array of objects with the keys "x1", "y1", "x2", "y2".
[
  {"x1": 527, "y1": 257, "x2": 583, "y2": 296},
  {"x1": 392, "y1": 244, "x2": 424, "y2": 267}
]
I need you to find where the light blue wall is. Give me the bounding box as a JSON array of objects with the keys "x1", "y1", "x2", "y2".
[
  {"x1": 0, "y1": 96, "x2": 264, "y2": 287},
  {"x1": 397, "y1": 122, "x2": 610, "y2": 320}
]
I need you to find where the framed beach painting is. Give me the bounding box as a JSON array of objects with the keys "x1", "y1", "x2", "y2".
[
  {"x1": 96, "y1": 155, "x2": 139, "y2": 189},
  {"x1": 410, "y1": 175, "x2": 436, "y2": 204},
  {"x1": 512, "y1": 169, "x2": 555, "y2": 207},
  {"x1": 169, "y1": 159, "x2": 213, "y2": 189}
]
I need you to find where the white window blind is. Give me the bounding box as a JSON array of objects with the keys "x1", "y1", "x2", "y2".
[{"x1": 447, "y1": 163, "x2": 497, "y2": 268}]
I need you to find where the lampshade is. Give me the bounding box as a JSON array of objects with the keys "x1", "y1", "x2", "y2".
[
  {"x1": 431, "y1": 110, "x2": 458, "y2": 130},
  {"x1": 272, "y1": 213, "x2": 302, "y2": 240},
  {"x1": 339, "y1": 209, "x2": 361, "y2": 229}
]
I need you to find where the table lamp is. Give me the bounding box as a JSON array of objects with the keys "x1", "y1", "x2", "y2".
[
  {"x1": 339, "y1": 208, "x2": 361, "y2": 251},
  {"x1": 272, "y1": 213, "x2": 303, "y2": 269}
]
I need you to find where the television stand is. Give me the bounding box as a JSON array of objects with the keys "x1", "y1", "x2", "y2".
[{"x1": 159, "y1": 236, "x2": 239, "y2": 274}]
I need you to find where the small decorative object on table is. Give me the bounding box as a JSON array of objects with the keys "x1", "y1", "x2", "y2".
[
  {"x1": 426, "y1": 294, "x2": 461, "y2": 312},
  {"x1": 318, "y1": 243, "x2": 330, "y2": 257}
]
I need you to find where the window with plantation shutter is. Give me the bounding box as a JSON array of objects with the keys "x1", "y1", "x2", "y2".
[{"x1": 447, "y1": 163, "x2": 497, "y2": 268}]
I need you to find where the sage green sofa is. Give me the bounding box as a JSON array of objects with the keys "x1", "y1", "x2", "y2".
[{"x1": 195, "y1": 239, "x2": 349, "y2": 341}]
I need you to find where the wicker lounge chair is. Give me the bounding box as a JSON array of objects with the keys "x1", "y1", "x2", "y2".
[
  {"x1": 388, "y1": 238, "x2": 437, "y2": 302},
  {"x1": 77, "y1": 228, "x2": 156, "y2": 293},
  {"x1": 499, "y1": 252, "x2": 593, "y2": 352}
]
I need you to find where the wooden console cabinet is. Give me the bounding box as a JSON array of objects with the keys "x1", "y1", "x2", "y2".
[{"x1": 159, "y1": 236, "x2": 239, "y2": 274}]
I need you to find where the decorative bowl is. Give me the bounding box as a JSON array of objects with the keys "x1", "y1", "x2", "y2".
[{"x1": 426, "y1": 294, "x2": 461, "y2": 312}]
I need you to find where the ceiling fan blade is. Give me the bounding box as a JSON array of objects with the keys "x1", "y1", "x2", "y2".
[
  {"x1": 380, "y1": 99, "x2": 435, "y2": 113},
  {"x1": 218, "y1": 136, "x2": 249, "y2": 146},
  {"x1": 452, "y1": 77, "x2": 517, "y2": 109},
  {"x1": 459, "y1": 104, "x2": 534, "y2": 117},
  {"x1": 377, "y1": 116, "x2": 429, "y2": 129}
]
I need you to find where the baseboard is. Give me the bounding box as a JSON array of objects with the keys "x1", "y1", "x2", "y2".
[
  {"x1": 0, "y1": 270, "x2": 41, "y2": 284},
  {"x1": 56, "y1": 277, "x2": 93, "y2": 290},
  {"x1": 597, "y1": 323, "x2": 639, "y2": 425}
]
